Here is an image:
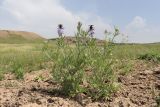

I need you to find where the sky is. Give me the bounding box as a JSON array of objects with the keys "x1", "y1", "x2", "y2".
[{"x1": 0, "y1": 0, "x2": 160, "y2": 43}]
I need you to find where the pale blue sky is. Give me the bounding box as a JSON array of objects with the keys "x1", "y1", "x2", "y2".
[
  {"x1": 0, "y1": 0, "x2": 160, "y2": 43},
  {"x1": 61, "y1": 0, "x2": 160, "y2": 26}
]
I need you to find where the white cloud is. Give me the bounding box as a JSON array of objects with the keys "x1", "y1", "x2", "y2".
[
  {"x1": 126, "y1": 16, "x2": 146, "y2": 30},
  {"x1": 125, "y1": 16, "x2": 160, "y2": 43},
  {"x1": 0, "y1": 0, "x2": 112, "y2": 39}
]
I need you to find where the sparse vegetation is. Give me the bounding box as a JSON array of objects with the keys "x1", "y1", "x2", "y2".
[
  {"x1": 138, "y1": 52, "x2": 160, "y2": 62},
  {"x1": 115, "y1": 59, "x2": 133, "y2": 75},
  {"x1": 0, "y1": 26, "x2": 160, "y2": 106},
  {"x1": 34, "y1": 74, "x2": 45, "y2": 82},
  {"x1": 42, "y1": 22, "x2": 121, "y2": 100},
  {"x1": 0, "y1": 69, "x2": 4, "y2": 81},
  {"x1": 0, "y1": 43, "x2": 50, "y2": 79}
]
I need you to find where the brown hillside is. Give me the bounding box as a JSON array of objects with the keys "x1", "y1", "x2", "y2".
[
  {"x1": 0, "y1": 30, "x2": 45, "y2": 41},
  {"x1": 50, "y1": 36, "x2": 105, "y2": 45}
]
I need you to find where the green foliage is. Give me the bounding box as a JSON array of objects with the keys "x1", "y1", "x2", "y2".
[
  {"x1": 138, "y1": 53, "x2": 160, "y2": 62},
  {"x1": 34, "y1": 75, "x2": 45, "y2": 82},
  {"x1": 116, "y1": 60, "x2": 133, "y2": 75},
  {"x1": 0, "y1": 43, "x2": 50, "y2": 80},
  {"x1": 0, "y1": 69, "x2": 4, "y2": 81},
  {"x1": 113, "y1": 43, "x2": 160, "y2": 60},
  {"x1": 44, "y1": 22, "x2": 120, "y2": 100},
  {"x1": 10, "y1": 59, "x2": 24, "y2": 79}
]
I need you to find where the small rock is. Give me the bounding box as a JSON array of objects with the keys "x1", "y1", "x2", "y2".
[
  {"x1": 47, "y1": 98, "x2": 54, "y2": 103},
  {"x1": 139, "y1": 72, "x2": 147, "y2": 76},
  {"x1": 36, "y1": 99, "x2": 42, "y2": 105},
  {"x1": 153, "y1": 68, "x2": 160, "y2": 74},
  {"x1": 139, "y1": 85, "x2": 145, "y2": 89},
  {"x1": 130, "y1": 82, "x2": 138, "y2": 85},
  {"x1": 122, "y1": 92, "x2": 129, "y2": 98},
  {"x1": 138, "y1": 75, "x2": 146, "y2": 80},
  {"x1": 118, "y1": 101, "x2": 124, "y2": 107},
  {"x1": 75, "y1": 93, "x2": 86, "y2": 104},
  {"x1": 31, "y1": 86, "x2": 37, "y2": 91},
  {"x1": 155, "y1": 82, "x2": 160, "y2": 90},
  {"x1": 17, "y1": 90, "x2": 23, "y2": 97},
  {"x1": 118, "y1": 76, "x2": 126, "y2": 83},
  {"x1": 144, "y1": 70, "x2": 153, "y2": 75}
]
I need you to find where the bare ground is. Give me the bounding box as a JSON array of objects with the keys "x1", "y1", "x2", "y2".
[{"x1": 0, "y1": 61, "x2": 159, "y2": 107}]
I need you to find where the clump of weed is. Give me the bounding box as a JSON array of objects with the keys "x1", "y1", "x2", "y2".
[
  {"x1": 138, "y1": 53, "x2": 160, "y2": 62},
  {"x1": 44, "y1": 22, "x2": 120, "y2": 100},
  {"x1": 116, "y1": 60, "x2": 133, "y2": 75},
  {"x1": 10, "y1": 58, "x2": 24, "y2": 79},
  {"x1": 34, "y1": 75, "x2": 45, "y2": 82},
  {"x1": 0, "y1": 69, "x2": 4, "y2": 81}
]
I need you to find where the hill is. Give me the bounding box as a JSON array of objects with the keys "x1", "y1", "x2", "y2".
[{"x1": 0, "y1": 30, "x2": 45, "y2": 43}]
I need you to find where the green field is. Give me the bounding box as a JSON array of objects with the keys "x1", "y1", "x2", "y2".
[
  {"x1": 0, "y1": 38, "x2": 160, "y2": 105},
  {"x1": 0, "y1": 42, "x2": 159, "y2": 78},
  {"x1": 113, "y1": 43, "x2": 160, "y2": 59},
  {"x1": 0, "y1": 43, "x2": 49, "y2": 78}
]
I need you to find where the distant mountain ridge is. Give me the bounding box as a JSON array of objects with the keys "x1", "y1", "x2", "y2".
[
  {"x1": 0, "y1": 30, "x2": 45, "y2": 43},
  {"x1": 49, "y1": 36, "x2": 160, "y2": 45}
]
